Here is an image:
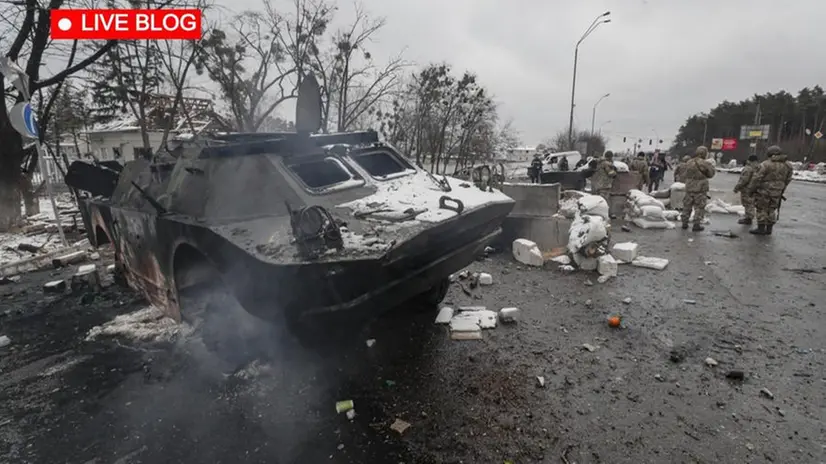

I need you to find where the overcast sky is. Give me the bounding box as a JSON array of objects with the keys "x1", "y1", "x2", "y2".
[{"x1": 225, "y1": 0, "x2": 823, "y2": 150}]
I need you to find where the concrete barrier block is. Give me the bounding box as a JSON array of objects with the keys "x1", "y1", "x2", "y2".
[
  {"x1": 501, "y1": 216, "x2": 572, "y2": 252},
  {"x1": 502, "y1": 183, "x2": 561, "y2": 216},
  {"x1": 512, "y1": 239, "x2": 544, "y2": 267}
]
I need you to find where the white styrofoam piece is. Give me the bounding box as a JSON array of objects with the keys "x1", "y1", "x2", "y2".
[
  {"x1": 478, "y1": 273, "x2": 493, "y2": 286},
  {"x1": 631, "y1": 256, "x2": 670, "y2": 270},
  {"x1": 499, "y1": 307, "x2": 519, "y2": 322},
  {"x1": 512, "y1": 239, "x2": 544, "y2": 267},
  {"x1": 434, "y1": 307, "x2": 454, "y2": 324},
  {"x1": 598, "y1": 254, "x2": 619, "y2": 277},
  {"x1": 612, "y1": 242, "x2": 639, "y2": 263}
]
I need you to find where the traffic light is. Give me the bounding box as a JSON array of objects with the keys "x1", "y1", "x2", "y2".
[
  {"x1": 659, "y1": 139, "x2": 663, "y2": 144},
  {"x1": 649, "y1": 139, "x2": 652, "y2": 145},
  {"x1": 623, "y1": 137, "x2": 626, "y2": 143}
]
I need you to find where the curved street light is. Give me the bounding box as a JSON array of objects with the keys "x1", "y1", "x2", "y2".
[
  {"x1": 568, "y1": 11, "x2": 611, "y2": 150},
  {"x1": 591, "y1": 93, "x2": 610, "y2": 135}
]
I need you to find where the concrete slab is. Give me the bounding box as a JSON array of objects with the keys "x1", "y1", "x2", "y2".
[
  {"x1": 502, "y1": 183, "x2": 561, "y2": 217},
  {"x1": 500, "y1": 216, "x2": 572, "y2": 252}
]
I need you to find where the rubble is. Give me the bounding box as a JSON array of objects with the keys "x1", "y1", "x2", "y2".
[
  {"x1": 512, "y1": 239, "x2": 544, "y2": 267},
  {"x1": 43, "y1": 280, "x2": 67, "y2": 294},
  {"x1": 434, "y1": 307, "x2": 454, "y2": 324},
  {"x1": 498, "y1": 307, "x2": 519, "y2": 323},
  {"x1": 612, "y1": 242, "x2": 638, "y2": 262},
  {"x1": 390, "y1": 418, "x2": 411, "y2": 435},
  {"x1": 705, "y1": 357, "x2": 718, "y2": 367},
  {"x1": 0, "y1": 335, "x2": 11, "y2": 348},
  {"x1": 52, "y1": 250, "x2": 88, "y2": 268},
  {"x1": 597, "y1": 254, "x2": 618, "y2": 278},
  {"x1": 550, "y1": 254, "x2": 571, "y2": 265},
  {"x1": 71, "y1": 264, "x2": 101, "y2": 293},
  {"x1": 760, "y1": 388, "x2": 774, "y2": 400},
  {"x1": 536, "y1": 376, "x2": 545, "y2": 388},
  {"x1": 631, "y1": 257, "x2": 670, "y2": 270},
  {"x1": 478, "y1": 273, "x2": 493, "y2": 286}
]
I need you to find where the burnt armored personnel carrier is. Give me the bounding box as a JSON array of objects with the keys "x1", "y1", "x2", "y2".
[{"x1": 65, "y1": 75, "x2": 515, "y2": 350}]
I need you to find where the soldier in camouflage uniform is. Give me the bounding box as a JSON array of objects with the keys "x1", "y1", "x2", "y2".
[
  {"x1": 747, "y1": 145, "x2": 793, "y2": 235},
  {"x1": 591, "y1": 151, "x2": 618, "y2": 211},
  {"x1": 681, "y1": 146, "x2": 716, "y2": 231},
  {"x1": 673, "y1": 155, "x2": 690, "y2": 183},
  {"x1": 628, "y1": 152, "x2": 650, "y2": 190},
  {"x1": 733, "y1": 154, "x2": 759, "y2": 224}
]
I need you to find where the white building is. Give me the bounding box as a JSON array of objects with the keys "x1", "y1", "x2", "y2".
[{"x1": 82, "y1": 96, "x2": 223, "y2": 162}]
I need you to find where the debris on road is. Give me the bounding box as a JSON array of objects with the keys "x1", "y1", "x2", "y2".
[
  {"x1": 43, "y1": 279, "x2": 67, "y2": 294},
  {"x1": 726, "y1": 370, "x2": 745, "y2": 381},
  {"x1": 607, "y1": 315, "x2": 621, "y2": 328},
  {"x1": 631, "y1": 256, "x2": 670, "y2": 270},
  {"x1": 478, "y1": 272, "x2": 493, "y2": 286},
  {"x1": 655, "y1": 374, "x2": 665, "y2": 382},
  {"x1": 336, "y1": 400, "x2": 354, "y2": 414},
  {"x1": 86, "y1": 306, "x2": 184, "y2": 343},
  {"x1": 512, "y1": 239, "x2": 544, "y2": 267},
  {"x1": 52, "y1": 250, "x2": 88, "y2": 268},
  {"x1": 705, "y1": 357, "x2": 719, "y2": 367},
  {"x1": 550, "y1": 254, "x2": 571, "y2": 265},
  {"x1": 390, "y1": 418, "x2": 411, "y2": 435},
  {"x1": 498, "y1": 307, "x2": 519, "y2": 323},
  {"x1": 346, "y1": 409, "x2": 356, "y2": 421},
  {"x1": 0, "y1": 275, "x2": 21, "y2": 285},
  {"x1": 712, "y1": 230, "x2": 739, "y2": 238},
  {"x1": 683, "y1": 299, "x2": 697, "y2": 305},
  {"x1": 622, "y1": 297, "x2": 632, "y2": 304},
  {"x1": 434, "y1": 306, "x2": 454, "y2": 324},
  {"x1": 760, "y1": 388, "x2": 775, "y2": 400},
  {"x1": 71, "y1": 263, "x2": 101, "y2": 294},
  {"x1": 451, "y1": 331, "x2": 482, "y2": 340},
  {"x1": 582, "y1": 343, "x2": 598, "y2": 352},
  {"x1": 365, "y1": 339, "x2": 376, "y2": 348},
  {"x1": 597, "y1": 254, "x2": 618, "y2": 278},
  {"x1": 612, "y1": 242, "x2": 639, "y2": 262},
  {"x1": 536, "y1": 376, "x2": 545, "y2": 388},
  {"x1": 0, "y1": 335, "x2": 11, "y2": 348}
]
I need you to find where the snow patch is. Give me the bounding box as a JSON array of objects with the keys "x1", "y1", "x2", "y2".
[{"x1": 86, "y1": 306, "x2": 189, "y2": 344}]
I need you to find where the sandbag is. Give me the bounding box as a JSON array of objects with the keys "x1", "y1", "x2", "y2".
[
  {"x1": 576, "y1": 195, "x2": 609, "y2": 221},
  {"x1": 670, "y1": 182, "x2": 686, "y2": 191},
  {"x1": 628, "y1": 189, "x2": 666, "y2": 209},
  {"x1": 640, "y1": 204, "x2": 665, "y2": 220},
  {"x1": 632, "y1": 217, "x2": 676, "y2": 230},
  {"x1": 613, "y1": 161, "x2": 630, "y2": 173},
  {"x1": 670, "y1": 189, "x2": 686, "y2": 209},
  {"x1": 568, "y1": 213, "x2": 609, "y2": 254},
  {"x1": 663, "y1": 210, "x2": 681, "y2": 221}
]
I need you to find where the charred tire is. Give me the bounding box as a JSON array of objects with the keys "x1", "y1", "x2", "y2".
[{"x1": 414, "y1": 278, "x2": 451, "y2": 308}]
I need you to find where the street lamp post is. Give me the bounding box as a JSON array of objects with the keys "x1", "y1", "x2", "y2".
[
  {"x1": 568, "y1": 11, "x2": 611, "y2": 150},
  {"x1": 591, "y1": 93, "x2": 610, "y2": 136}
]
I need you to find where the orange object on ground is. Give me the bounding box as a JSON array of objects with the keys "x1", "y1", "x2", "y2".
[{"x1": 607, "y1": 315, "x2": 621, "y2": 328}]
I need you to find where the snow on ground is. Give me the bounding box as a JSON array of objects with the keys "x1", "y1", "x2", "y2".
[
  {"x1": 1, "y1": 197, "x2": 77, "y2": 265},
  {"x1": 339, "y1": 170, "x2": 512, "y2": 224},
  {"x1": 86, "y1": 306, "x2": 190, "y2": 344},
  {"x1": 719, "y1": 167, "x2": 826, "y2": 183}
]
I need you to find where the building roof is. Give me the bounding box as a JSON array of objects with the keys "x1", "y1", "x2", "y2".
[{"x1": 84, "y1": 95, "x2": 227, "y2": 135}]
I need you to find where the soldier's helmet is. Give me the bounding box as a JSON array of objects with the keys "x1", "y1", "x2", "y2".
[
  {"x1": 604, "y1": 151, "x2": 614, "y2": 159},
  {"x1": 767, "y1": 145, "x2": 782, "y2": 156},
  {"x1": 682, "y1": 155, "x2": 690, "y2": 162},
  {"x1": 695, "y1": 146, "x2": 709, "y2": 158}
]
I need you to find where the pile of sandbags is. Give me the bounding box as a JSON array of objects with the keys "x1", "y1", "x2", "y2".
[
  {"x1": 557, "y1": 191, "x2": 586, "y2": 219},
  {"x1": 576, "y1": 194, "x2": 610, "y2": 221},
  {"x1": 566, "y1": 204, "x2": 611, "y2": 274},
  {"x1": 625, "y1": 189, "x2": 676, "y2": 230}
]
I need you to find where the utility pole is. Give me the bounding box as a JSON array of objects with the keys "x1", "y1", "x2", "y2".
[
  {"x1": 591, "y1": 93, "x2": 610, "y2": 136},
  {"x1": 568, "y1": 11, "x2": 611, "y2": 150}
]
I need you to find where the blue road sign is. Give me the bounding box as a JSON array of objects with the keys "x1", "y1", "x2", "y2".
[{"x1": 9, "y1": 102, "x2": 39, "y2": 139}]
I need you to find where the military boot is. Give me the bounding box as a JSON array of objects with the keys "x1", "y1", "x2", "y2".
[
  {"x1": 749, "y1": 224, "x2": 767, "y2": 235},
  {"x1": 765, "y1": 223, "x2": 774, "y2": 235},
  {"x1": 737, "y1": 217, "x2": 753, "y2": 225},
  {"x1": 692, "y1": 224, "x2": 704, "y2": 232},
  {"x1": 681, "y1": 223, "x2": 689, "y2": 230}
]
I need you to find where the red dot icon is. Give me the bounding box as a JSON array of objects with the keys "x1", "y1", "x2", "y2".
[{"x1": 57, "y1": 18, "x2": 72, "y2": 31}]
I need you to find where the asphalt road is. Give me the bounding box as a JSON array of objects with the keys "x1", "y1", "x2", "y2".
[{"x1": 1, "y1": 172, "x2": 824, "y2": 464}]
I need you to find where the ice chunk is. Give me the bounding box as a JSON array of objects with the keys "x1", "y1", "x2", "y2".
[
  {"x1": 512, "y1": 239, "x2": 544, "y2": 267},
  {"x1": 598, "y1": 254, "x2": 619, "y2": 277},
  {"x1": 434, "y1": 307, "x2": 454, "y2": 324},
  {"x1": 499, "y1": 307, "x2": 519, "y2": 323},
  {"x1": 612, "y1": 242, "x2": 639, "y2": 262},
  {"x1": 577, "y1": 195, "x2": 609, "y2": 221},
  {"x1": 631, "y1": 256, "x2": 670, "y2": 270},
  {"x1": 478, "y1": 273, "x2": 493, "y2": 286}
]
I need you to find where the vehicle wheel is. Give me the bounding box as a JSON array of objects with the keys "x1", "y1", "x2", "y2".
[{"x1": 415, "y1": 278, "x2": 451, "y2": 308}]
